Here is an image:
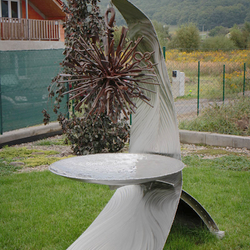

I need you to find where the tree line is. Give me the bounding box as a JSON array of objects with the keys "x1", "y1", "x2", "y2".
[
  {"x1": 154, "y1": 21, "x2": 250, "y2": 52},
  {"x1": 114, "y1": 21, "x2": 250, "y2": 52},
  {"x1": 100, "y1": 0, "x2": 250, "y2": 30}
]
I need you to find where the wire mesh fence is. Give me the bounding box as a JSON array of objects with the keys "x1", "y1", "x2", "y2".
[
  {"x1": 0, "y1": 48, "x2": 249, "y2": 134},
  {"x1": 0, "y1": 49, "x2": 67, "y2": 134},
  {"x1": 165, "y1": 49, "x2": 250, "y2": 123}
]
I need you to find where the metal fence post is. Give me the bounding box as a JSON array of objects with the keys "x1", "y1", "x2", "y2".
[
  {"x1": 72, "y1": 82, "x2": 75, "y2": 116},
  {"x1": 163, "y1": 46, "x2": 166, "y2": 60},
  {"x1": 66, "y1": 82, "x2": 70, "y2": 119},
  {"x1": 243, "y1": 63, "x2": 246, "y2": 96},
  {"x1": 66, "y1": 82, "x2": 75, "y2": 118},
  {"x1": 223, "y1": 65, "x2": 225, "y2": 103},
  {"x1": 72, "y1": 100, "x2": 75, "y2": 116},
  {"x1": 197, "y1": 61, "x2": 200, "y2": 116},
  {"x1": 0, "y1": 76, "x2": 3, "y2": 134}
]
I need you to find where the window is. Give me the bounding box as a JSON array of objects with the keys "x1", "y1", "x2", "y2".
[
  {"x1": 11, "y1": 1, "x2": 18, "y2": 18},
  {"x1": 0, "y1": 0, "x2": 20, "y2": 18},
  {"x1": 1, "y1": 1, "x2": 8, "y2": 17}
]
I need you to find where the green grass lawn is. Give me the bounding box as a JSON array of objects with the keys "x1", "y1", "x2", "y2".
[
  {"x1": 0, "y1": 154, "x2": 249, "y2": 250},
  {"x1": 0, "y1": 171, "x2": 114, "y2": 250}
]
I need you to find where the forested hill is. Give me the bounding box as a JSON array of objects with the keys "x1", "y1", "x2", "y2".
[{"x1": 99, "y1": 0, "x2": 250, "y2": 30}]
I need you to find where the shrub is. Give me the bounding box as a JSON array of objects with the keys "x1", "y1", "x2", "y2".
[
  {"x1": 201, "y1": 36, "x2": 236, "y2": 51},
  {"x1": 179, "y1": 97, "x2": 250, "y2": 136},
  {"x1": 208, "y1": 26, "x2": 229, "y2": 37},
  {"x1": 169, "y1": 23, "x2": 201, "y2": 52},
  {"x1": 44, "y1": 1, "x2": 131, "y2": 155},
  {"x1": 230, "y1": 25, "x2": 247, "y2": 49},
  {"x1": 242, "y1": 22, "x2": 250, "y2": 49},
  {"x1": 59, "y1": 113, "x2": 130, "y2": 155}
]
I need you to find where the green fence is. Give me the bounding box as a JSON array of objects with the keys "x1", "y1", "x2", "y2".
[
  {"x1": 0, "y1": 48, "x2": 249, "y2": 135},
  {"x1": 164, "y1": 49, "x2": 250, "y2": 122},
  {"x1": 0, "y1": 49, "x2": 67, "y2": 134}
]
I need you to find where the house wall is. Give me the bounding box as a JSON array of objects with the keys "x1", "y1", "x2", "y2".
[
  {"x1": 0, "y1": 41, "x2": 65, "y2": 51},
  {"x1": 19, "y1": 0, "x2": 65, "y2": 42},
  {"x1": 21, "y1": 1, "x2": 44, "y2": 20},
  {"x1": 1, "y1": 1, "x2": 65, "y2": 46},
  {"x1": 59, "y1": 23, "x2": 65, "y2": 42}
]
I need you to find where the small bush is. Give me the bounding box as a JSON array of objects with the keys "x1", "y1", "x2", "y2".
[
  {"x1": 179, "y1": 97, "x2": 250, "y2": 136},
  {"x1": 208, "y1": 26, "x2": 229, "y2": 37},
  {"x1": 167, "y1": 23, "x2": 201, "y2": 52},
  {"x1": 230, "y1": 25, "x2": 247, "y2": 49},
  {"x1": 59, "y1": 113, "x2": 130, "y2": 155},
  {"x1": 201, "y1": 36, "x2": 236, "y2": 51}
]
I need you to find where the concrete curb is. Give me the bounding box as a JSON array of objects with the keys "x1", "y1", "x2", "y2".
[
  {"x1": 0, "y1": 123, "x2": 62, "y2": 147},
  {"x1": 180, "y1": 130, "x2": 250, "y2": 149},
  {"x1": 0, "y1": 123, "x2": 249, "y2": 149}
]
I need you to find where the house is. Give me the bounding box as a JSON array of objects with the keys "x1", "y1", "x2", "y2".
[{"x1": 0, "y1": 0, "x2": 66, "y2": 50}]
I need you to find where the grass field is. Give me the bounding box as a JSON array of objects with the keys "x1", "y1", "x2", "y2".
[{"x1": 0, "y1": 150, "x2": 249, "y2": 250}]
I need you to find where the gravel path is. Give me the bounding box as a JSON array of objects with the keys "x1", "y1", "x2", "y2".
[
  {"x1": 11, "y1": 135, "x2": 250, "y2": 173},
  {"x1": 181, "y1": 143, "x2": 250, "y2": 158}
]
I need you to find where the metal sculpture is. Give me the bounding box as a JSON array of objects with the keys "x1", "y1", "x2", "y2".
[
  {"x1": 50, "y1": 153, "x2": 184, "y2": 250},
  {"x1": 53, "y1": 6, "x2": 157, "y2": 123},
  {"x1": 49, "y1": 0, "x2": 224, "y2": 249}
]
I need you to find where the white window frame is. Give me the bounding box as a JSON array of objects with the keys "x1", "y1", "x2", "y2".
[{"x1": 0, "y1": 0, "x2": 21, "y2": 18}]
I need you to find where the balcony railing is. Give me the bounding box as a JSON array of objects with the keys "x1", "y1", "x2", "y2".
[{"x1": 0, "y1": 18, "x2": 60, "y2": 41}]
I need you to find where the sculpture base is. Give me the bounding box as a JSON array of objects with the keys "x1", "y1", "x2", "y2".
[{"x1": 67, "y1": 173, "x2": 182, "y2": 250}]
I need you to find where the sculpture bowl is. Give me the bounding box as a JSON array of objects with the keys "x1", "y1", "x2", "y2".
[{"x1": 49, "y1": 153, "x2": 184, "y2": 186}]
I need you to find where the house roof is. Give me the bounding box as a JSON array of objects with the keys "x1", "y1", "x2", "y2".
[{"x1": 30, "y1": 0, "x2": 66, "y2": 19}]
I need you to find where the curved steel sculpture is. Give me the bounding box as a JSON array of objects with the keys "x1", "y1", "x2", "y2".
[
  {"x1": 50, "y1": 154, "x2": 184, "y2": 250},
  {"x1": 111, "y1": 0, "x2": 224, "y2": 239},
  {"x1": 49, "y1": 0, "x2": 224, "y2": 249},
  {"x1": 112, "y1": 0, "x2": 181, "y2": 159}
]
